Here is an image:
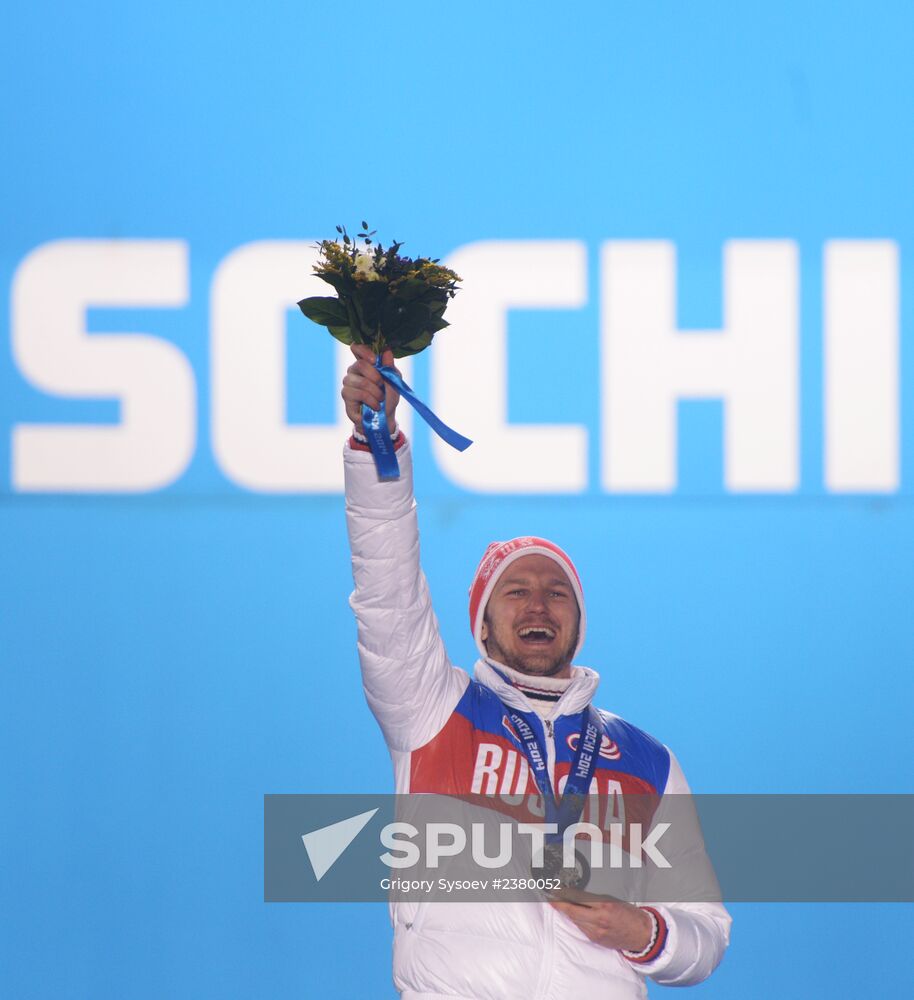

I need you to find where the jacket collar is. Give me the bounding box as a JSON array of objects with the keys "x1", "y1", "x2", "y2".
[{"x1": 474, "y1": 658, "x2": 600, "y2": 719}]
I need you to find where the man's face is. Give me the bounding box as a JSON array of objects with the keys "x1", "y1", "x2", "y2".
[{"x1": 480, "y1": 553, "x2": 580, "y2": 678}]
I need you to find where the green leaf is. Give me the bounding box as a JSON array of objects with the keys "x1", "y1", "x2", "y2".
[
  {"x1": 379, "y1": 298, "x2": 410, "y2": 341},
  {"x1": 344, "y1": 297, "x2": 364, "y2": 339},
  {"x1": 315, "y1": 270, "x2": 352, "y2": 294},
  {"x1": 404, "y1": 328, "x2": 435, "y2": 349},
  {"x1": 392, "y1": 277, "x2": 427, "y2": 302},
  {"x1": 328, "y1": 325, "x2": 354, "y2": 345},
  {"x1": 298, "y1": 296, "x2": 348, "y2": 327},
  {"x1": 426, "y1": 317, "x2": 449, "y2": 333},
  {"x1": 393, "y1": 329, "x2": 434, "y2": 358},
  {"x1": 354, "y1": 281, "x2": 387, "y2": 333},
  {"x1": 361, "y1": 220, "x2": 368, "y2": 230},
  {"x1": 385, "y1": 301, "x2": 432, "y2": 343}
]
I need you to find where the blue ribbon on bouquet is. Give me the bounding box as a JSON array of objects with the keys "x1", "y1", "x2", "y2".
[{"x1": 361, "y1": 358, "x2": 473, "y2": 480}]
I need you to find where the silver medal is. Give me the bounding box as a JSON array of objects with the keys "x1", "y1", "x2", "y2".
[{"x1": 537, "y1": 841, "x2": 591, "y2": 890}]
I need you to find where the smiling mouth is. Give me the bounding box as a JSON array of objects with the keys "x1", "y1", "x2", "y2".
[{"x1": 517, "y1": 626, "x2": 557, "y2": 645}]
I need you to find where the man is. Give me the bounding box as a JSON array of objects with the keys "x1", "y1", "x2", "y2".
[{"x1": 341, "y1": 345, "x2": 731, "y2": 999}]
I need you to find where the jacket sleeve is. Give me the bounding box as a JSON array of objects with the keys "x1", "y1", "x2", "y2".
[
  {"x1": 344, "y1": 438, "x2": 469, "y2": 752},
  {"x1": 629, "y1": 751, "x2": 732, "y2": 986}
]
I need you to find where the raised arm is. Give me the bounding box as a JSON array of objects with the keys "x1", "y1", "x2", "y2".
[{"x1": 342, "y1": 346, "x2": 469, "y2": 753}]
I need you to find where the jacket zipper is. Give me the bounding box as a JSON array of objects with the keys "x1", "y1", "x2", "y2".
[{"x1": 535, "y1": 715, "x2": 558, "y2": 1000}]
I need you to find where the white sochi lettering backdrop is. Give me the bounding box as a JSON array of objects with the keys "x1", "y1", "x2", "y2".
[
  {"x1": 4, "y1": 236, "x2": 905, "y2": 496},
  {"x1": 601, "y1": 240, "x2": 799, "y2": 493},
  {"x1": 12, "y1": 240, "x2": 195, "y2": 492}
]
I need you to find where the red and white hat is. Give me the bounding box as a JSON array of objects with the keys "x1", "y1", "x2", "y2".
[{"x1": 468, "y1": 536, "x2": 586, "y2": 659}]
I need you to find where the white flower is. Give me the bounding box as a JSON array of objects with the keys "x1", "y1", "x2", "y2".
[{"x1": 354, "y1": 251, "x2": 383, "y2": 281}]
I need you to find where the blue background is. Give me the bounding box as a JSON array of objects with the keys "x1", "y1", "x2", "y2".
[{"x1": 1, "y1": 2, "x2": 912, "y2": 997}]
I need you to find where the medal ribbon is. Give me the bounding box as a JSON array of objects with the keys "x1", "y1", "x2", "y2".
[
  {"x1": 361, "y1": 358, "x2": 473, "y2": 480},
  {"x1": 505, "y1": 704, "x2": 603, "y2": 840}
]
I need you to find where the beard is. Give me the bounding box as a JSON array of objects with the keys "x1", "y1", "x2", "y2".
[{"x1": 482, "y1": 611, "x2": 579, "y2": 677}]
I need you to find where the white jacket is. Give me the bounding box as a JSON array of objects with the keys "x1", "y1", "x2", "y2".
[{"x1": 345, "y1": 439, "x2": 731, "y2": 999}]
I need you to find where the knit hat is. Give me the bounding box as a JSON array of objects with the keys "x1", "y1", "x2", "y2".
[{"x1": 468, "y1": 536, "x2": 586, "y2": 660}]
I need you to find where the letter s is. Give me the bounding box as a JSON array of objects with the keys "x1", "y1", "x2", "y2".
[
  {"x1": 379, "y1": 822, "x2": 421, "y2": 869},
  {"x1": 11, "y1": 239, "x2": 195, "y2": 491}
]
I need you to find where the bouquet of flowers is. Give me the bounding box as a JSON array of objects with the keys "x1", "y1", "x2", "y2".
[
  {"x1": 298, "y1": 223, "x2": 471, "y2": 479},
  {"x1": 298, "y1": 223, "x2": 461, "y2": 358}
]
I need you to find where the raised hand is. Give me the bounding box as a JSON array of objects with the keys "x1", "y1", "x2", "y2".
[{"x1": 341, "y1": 344, "x2": 401, "y2": 436}]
